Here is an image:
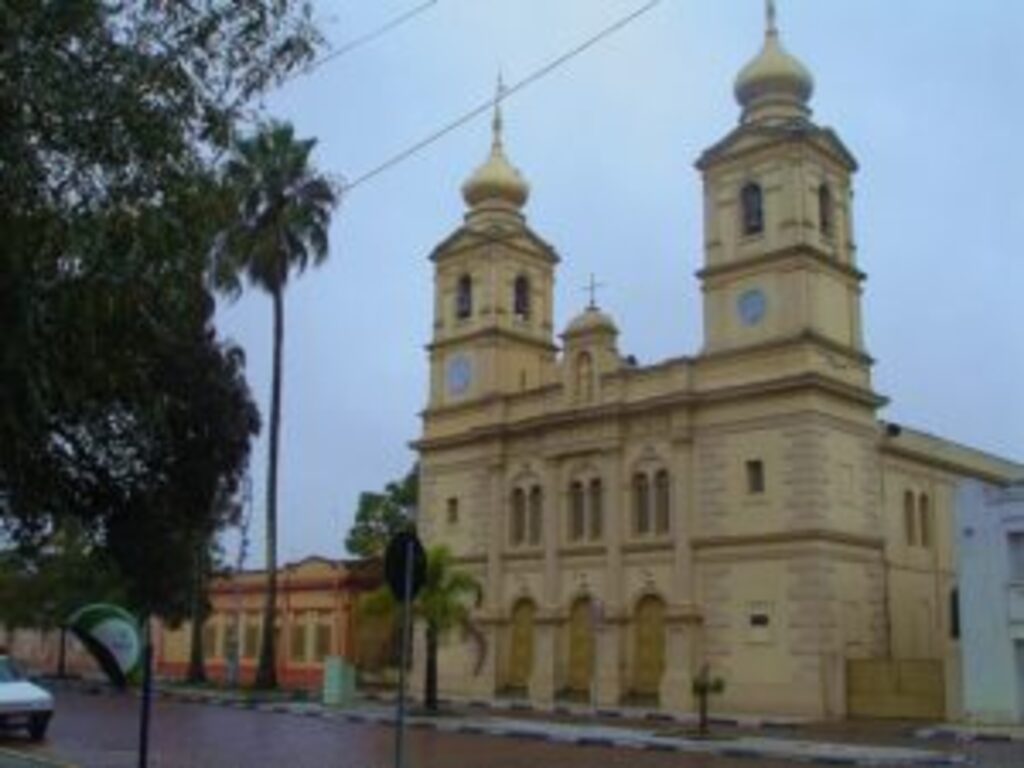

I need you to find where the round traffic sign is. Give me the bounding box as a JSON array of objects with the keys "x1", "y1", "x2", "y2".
[{"x1": 385, "y1": 531, "x2": 427, "y2": 602}]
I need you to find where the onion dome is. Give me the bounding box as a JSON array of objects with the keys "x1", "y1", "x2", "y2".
[
  {"x1": 461, "y1": 82, "x2": 530, "y2": 209},
  {"x1": 734, "y1": 1, "x2": 814, "y2": 123},
  {"x1": 564, "y1": 305, "x2": 618, "y2": 337}
]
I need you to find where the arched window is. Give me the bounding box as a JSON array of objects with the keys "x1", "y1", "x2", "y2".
[
  {"x1": 456, "y1": 274, "x2": 473, "y2": 319},
  {"x1": 528, "y1": 486, "x2": 543, "y2": 545},
  {"x1": 818, "y1": 183, "x2": 833, "y2": 236},
  {"x1": 589, "y1": 479, "x2": 603, "y2": 540},
  {"x1": 654, "y1": 470, "x2": 670, "y2": 534},
  {"x1": 576, "y1": 351, "x2": 594, "y2": 402},
  {"x1": 740, "y1": 182, "x2": 764, "y2": 236},
  {"x1": 633, "y1": 473, "x2": 650, "y2": 535},
  {"x1": 904, "y1": 490, "x2": 917, "y2": 546},
  {"x1": 919, "y1": 493, "x2": 931, "y2": 549},
  {"x1": 513, "y1": 275, "x2": 530, "y2": 320},
  {"x1": 511, "y1": 488, "x2": 526, "y2": 546},
  {"x1": 569, "y1": 481, "x2": 585, "y2": 542}
]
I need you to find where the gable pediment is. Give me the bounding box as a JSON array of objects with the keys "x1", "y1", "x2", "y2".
[
  {"x1": 430, "y1": 221, "x2": 559, "y2": 264},
  {"x1": 697, "y1": 120, "x2": 858, "y2": 172}
]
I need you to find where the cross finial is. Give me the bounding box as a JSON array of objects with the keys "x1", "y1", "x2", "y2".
[
  {"x1": 491, "y1": 71, "x2": 506, "y2": 150},
  {"x1": 583, "y1": 273, "x2": 605, "y2": 309},
  {"x1": 766, "y1": 0, "x2": 778, "y2": 37}
]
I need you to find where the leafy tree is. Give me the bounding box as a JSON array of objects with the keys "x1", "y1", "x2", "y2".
[
  {"x1": 361, "y1": 545, "x2": 481, "y2": 712},
  {"x1": 213, "y1": 121, "x2": 338, "y2": 688},
  {"x1": 0, "y1": 522, "x2": 123, "y2": 632},
  {"x1": 1, "y1": 2, "x2": 312, "y2": 620},
  {"x1": 346, "y1": 466, "x2": 418, "y2": 558}
]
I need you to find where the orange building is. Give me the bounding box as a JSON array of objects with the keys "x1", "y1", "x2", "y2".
[{"x1": 156, "y1": 556, "x2": 390, "y2": 690}]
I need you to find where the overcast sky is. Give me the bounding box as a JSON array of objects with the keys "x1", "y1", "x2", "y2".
[{"x1": 216, "y1": 0, "x2": 1024, "y2": 567}]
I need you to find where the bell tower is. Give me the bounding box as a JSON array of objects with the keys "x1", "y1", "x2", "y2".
[
  {"x1": 426, "y1": 84, "x2": 558, "y2": 409},
  {"x1": 697, "y1": 2, "x2": 867, "y2": 375}
]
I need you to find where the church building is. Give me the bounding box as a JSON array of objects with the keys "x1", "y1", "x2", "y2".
[{"x1": 413, "y1": 5, "x2": 1022, "y2": 719}]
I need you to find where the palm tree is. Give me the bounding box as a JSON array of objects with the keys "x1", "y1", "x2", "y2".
[
  {"x1": 361, "y1": 545, "x2": 482, "y2": 711},
  {"x1": 214, "y1": 121, "x2": 337, "y2": 688}
]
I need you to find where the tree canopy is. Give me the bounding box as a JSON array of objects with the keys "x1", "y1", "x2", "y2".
[
  {"x1": 0, "y1": 1, "x2": 319, "y2": 620},
  {"x1": 346, "y1": 466, "x2": 419, "y2": 558}
]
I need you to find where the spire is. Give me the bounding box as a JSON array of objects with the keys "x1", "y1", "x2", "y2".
[
  {"x1": 734, "y1": 0, "x2": 814, "y2": 124},
  {"x1": 461, "y1": 72, "x2": 530, "y2": 211},
  {"x1": 491, "y1": 71, "x2": 505, "y2": 151}
]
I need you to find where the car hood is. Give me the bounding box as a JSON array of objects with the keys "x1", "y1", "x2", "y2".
[{"x1": 0, "y1": 681, "x2": 54, "y2": 710}]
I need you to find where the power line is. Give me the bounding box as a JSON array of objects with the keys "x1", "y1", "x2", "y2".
[
  {"x1": 281, "y1": 1, "x2": 439, "y2": 86},
  {"x1": 342, "y1": 0, "x2": 664, "y2": 193}
]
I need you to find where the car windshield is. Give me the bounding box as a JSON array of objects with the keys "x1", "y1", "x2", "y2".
[{"x1": 0, "y1": 658, "x2": 25, "y2": 682}]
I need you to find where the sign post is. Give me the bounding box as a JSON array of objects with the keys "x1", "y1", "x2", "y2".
[
  {"x1": 66, "y1": 604, "x2": 145, "y2": 765},
  {"x1": 138, "y1": 617, "x2": 152, "y2": 768},
  {"x1": 384, "y1": 531, "x2": 427, "y2": 768}
]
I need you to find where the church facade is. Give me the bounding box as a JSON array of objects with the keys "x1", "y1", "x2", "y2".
[{"x1": 413, "y1": 9, "x2": 1022, "y2": 719}]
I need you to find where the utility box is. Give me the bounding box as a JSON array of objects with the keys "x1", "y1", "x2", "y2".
[{"x1": 323, "y1": 656, "x2": 355, "y2": 707}]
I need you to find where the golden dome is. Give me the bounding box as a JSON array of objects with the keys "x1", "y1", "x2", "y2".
[
  {"x1": 734, "y1": 2, "x2": 814, "y2": 122},
  {"x1": 461, "y1": 90, "x2": 529, "y2": 209}
]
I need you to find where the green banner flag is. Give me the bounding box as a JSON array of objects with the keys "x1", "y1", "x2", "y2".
[{"x1": 66, "y1": 603, "x2": 142, "y2": 687}]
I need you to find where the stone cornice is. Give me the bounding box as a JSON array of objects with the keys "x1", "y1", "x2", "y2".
[
  {"x1": 696, "y1": 120, "x2": 858, "y2": 173},
  {"x1": 621, "y1": 539, "x2": 674, "y2": 555},
  {"x1": 501, "y1": 549, "x2": 543, "y2": 562},
  {"x1": 880, "y1": 439, "x2": 1022, "y2": 486},
  {"x1": 415, "y1": 371, "x2": 887, "y2": 452},
  {"x1": 429, "y1": 221, "x2": 559, "y2": 264},
  {"x1": 692, "y1": 528, "x2": 884, "y2": 551},
  {"x1": 696, "y1": 244, "x2": 866, "y2": 283},
  {"x1": 697, "y1": 329, "x2": 876, "y2": 368},
  {"x1": 556, "y1": 544, "x2": 607, "y2": 558},
  {"x1": 427, "y1": 326, "x2": 559, "y2": 354}
]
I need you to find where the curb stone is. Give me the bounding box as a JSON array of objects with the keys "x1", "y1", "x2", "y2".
[{"x1": 45, "y1": 679, "x2": 969, "y2": 767}]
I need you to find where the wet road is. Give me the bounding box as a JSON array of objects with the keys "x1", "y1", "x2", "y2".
[{"x1": 2, "y1": 690, "x2": 1022, "y2": 768}]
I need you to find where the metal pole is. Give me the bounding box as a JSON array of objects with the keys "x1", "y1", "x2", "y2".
[
  {"x1": 394, "y1": 539, "x2": 415, "y2": 768},
  {"x1": 57, "y1": 625, "x2": 67, "y2": 679},
  {"x1": 138, "y1": 617, "x2": 153, "y2": 768}
]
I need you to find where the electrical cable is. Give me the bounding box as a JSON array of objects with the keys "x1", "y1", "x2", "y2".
[
  {"x1": 281, "y1": 1, "x2": 440, "y2": 86},
  {"x1": 342, "y1": 0, "x2": 664, "y2": 193}
]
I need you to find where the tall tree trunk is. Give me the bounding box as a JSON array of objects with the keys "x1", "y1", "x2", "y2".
[
  {"x1": 424, "y1": 623, "x2": 439, "y2": 711},
  {"x1": 186, "y1": 545, "x2": 208, "y2": 684},
  {"x1": 255, "y1": 287, "x2": 284, "y2": 689}
]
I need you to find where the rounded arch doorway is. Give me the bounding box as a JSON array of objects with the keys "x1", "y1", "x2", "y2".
[
  {"x1": 506, "y1": 599, "x2": 536, "y2": 691},
  {"x1": 632, "y1": 594, "x2": 666, "y2": 699}
]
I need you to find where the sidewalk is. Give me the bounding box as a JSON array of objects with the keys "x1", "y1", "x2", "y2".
[
  {"x1": 40, "y1": 678, "x2": 967, "y2": 766},
  {"x1": 917, "y1": 723, "x2": 1024, "y2": 743}
]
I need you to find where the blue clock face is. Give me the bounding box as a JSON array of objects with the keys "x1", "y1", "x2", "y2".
[
  {"x1": 737, "y1": 288, "x2": 767, "y2": 326},
  {"x1": 446, "y1": 354, "x2": 472, "y2": 396}
]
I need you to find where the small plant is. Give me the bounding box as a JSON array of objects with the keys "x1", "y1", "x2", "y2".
[{"x1": 691, "y1": 663, "x2": 725, "y2": 737}]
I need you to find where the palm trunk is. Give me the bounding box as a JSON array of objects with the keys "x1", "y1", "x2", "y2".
[
  {"x1": 424, "y1": 622, "x2": 439, "y2": 711},
  {"x1": 187, "y1": 545, "x2": 208, "y2": 684},
  {"x1": 255, "y1": 286, "x2": 284, "y2": 689}
]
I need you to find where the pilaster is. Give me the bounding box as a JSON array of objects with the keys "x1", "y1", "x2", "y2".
[
  {"x1": 661, "y1": 619, "x2": 697, "y2": 713},
  {"x1": 595, "y1": 620, "x2": 624, "y2": 707},
  {"x1": 529, "y1": 620, "x2": 557, "y2": 707}
]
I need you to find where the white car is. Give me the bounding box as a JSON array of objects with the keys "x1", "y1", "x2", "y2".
[{"x1": 0, "y1": 655, "x2": 53, "y2": 740}]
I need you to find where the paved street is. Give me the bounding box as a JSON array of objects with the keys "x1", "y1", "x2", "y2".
[{"x1": 1, "y1": 690, "x2": 1022, "y2": 768}]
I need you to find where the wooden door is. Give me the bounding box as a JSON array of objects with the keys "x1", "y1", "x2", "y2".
[
  {"x1": 567, "y1": 598, "x2": 594, "y2": 694},
  {"x1": 507, "y1": 600, "x2": 535, "y2": 689},
  {"x1": 633, "y1": 596, "x2": 665, "y2": 697}
]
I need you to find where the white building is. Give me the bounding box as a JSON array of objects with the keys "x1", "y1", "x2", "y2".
[{"x1": 957, "y1": 480, "x2": 1024, "y2": 723}]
